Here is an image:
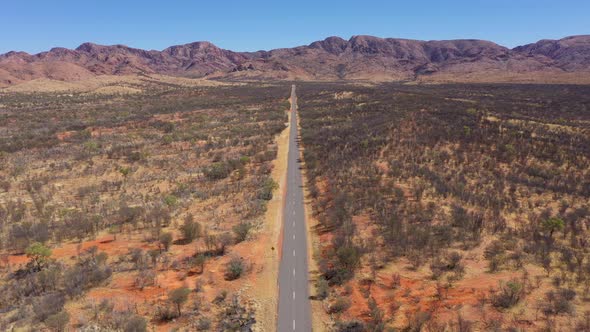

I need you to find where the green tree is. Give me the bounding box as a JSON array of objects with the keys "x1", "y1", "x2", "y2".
[
  {"x1": 168, "y1": 287, "x2": 190, "y2": 316},
  {"x1": 26, "y1": 242, "x2": 52, "y2": 270},
  {"x1": 542, "y1": 217, "x2": 565, "y2": 239}
]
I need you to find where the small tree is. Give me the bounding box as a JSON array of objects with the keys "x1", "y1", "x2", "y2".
[
  {"x1": 542, "y1": 217, "x2": 564, "y2": 239},
  {"x1": 181, "y1": 215, "x2": 201, "y2": 242},
  {"x1": 159, "y1": 232, "x2": 173, "y2": 252},
  {"x1": 192, "y1": 254, "x2": 206, "y2": 274},
  {"x1": 168, "y1": 287, "x2": 190, "y2": 316},
  {"x1": 26, "y1": 242, "x2": 52, "y2": 270}
]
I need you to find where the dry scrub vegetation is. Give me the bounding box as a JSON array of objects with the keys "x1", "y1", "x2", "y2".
[
  {"x1": 299, "y1": 83, "x2": 590, "y2": 331},
  {"x1": 0, "y1": 79, "x2": 289, "y2": 331}
]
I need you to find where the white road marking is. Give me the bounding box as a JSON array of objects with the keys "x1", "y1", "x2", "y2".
[
  {"x1": 293, "y1": 249, "x2": 296, "y2": 256},
  {"x1": 293, "y1": 268, "x2": 296, "y2": 276},
  {"x1": 293, "y1": 234, "x2": 295, "y2": 240},
  {"x1": 293, "y1": 291, "x2": 296, "y2": 300},
  {"x1": 293, "y1": 319, "x2": 296, "y2": 330}
]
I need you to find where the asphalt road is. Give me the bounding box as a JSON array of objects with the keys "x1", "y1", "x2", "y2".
[{"x1": 278, "y1": 85, "x2": 312, "y2": 331}]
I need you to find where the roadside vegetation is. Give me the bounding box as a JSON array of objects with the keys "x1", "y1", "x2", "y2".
[
  {"x1": 0, "y1": 80, "x2": 288, "y2": 330},
  {"x1": 299, "y1": 83, "x2": 590, "y2": 331}
]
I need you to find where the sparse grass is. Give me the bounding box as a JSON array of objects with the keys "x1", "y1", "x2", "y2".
[
  {"x1": 0, "y1": 80, "x2": 288, "y2": 330},
  {"x1": 298, "y1": 82, "x2": 590, "y2": 330}
]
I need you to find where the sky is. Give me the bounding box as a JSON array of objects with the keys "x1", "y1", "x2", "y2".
[{"x1": 1, "y1": 0, "x2": 589, "y2": 54}]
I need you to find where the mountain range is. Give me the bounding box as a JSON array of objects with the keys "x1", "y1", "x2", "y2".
[{"x1": 1, "y1": 35, "x2": 590, "y2": 86}]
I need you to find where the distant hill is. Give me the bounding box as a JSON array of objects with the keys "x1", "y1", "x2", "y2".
[{"x1": 1, "y1": 35, "x2": 590, "y2": 86}]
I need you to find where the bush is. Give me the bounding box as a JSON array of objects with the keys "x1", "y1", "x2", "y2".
[
  {"x1": 180, "y1": 215, "x2": 201, "y2": 242},
  {"x1": 316, "y1": 278, "x2": 329, "y2": 300},
  {"x1": 213, "y1": 290, "x2": 228, "y2": 304},
  {"x1": 159, "y1": 232, "x2": 173, "y2": 251},
  {"x1": 134, "y1": 269, "x2": 156, "y2": 290},
  {"x1": 328, "y1": 297, "x2": 351, "y2": 314},
  {"x1": 257, "y1": 178, "x2": 278, "y2": 200},
  {"x1": 123, "y1": 314, "x2": 147, "y2": 332},
  {"x1": 491, "y1": 279, "x2": 524, "y2": 308},
  {"x1": 543, "y1": 288, "x2": 576, "y2": 315},
  {"x1": 154, "y1": 304, "x2": 178, "y2": 321},
  {"x1": 196, "y1": 317, "x2": 212, "y2": 330},
  {"x1": 217, "y1": 295, "x2": 256, "y2": 332},
  {"x1": 225, "y1": 257, "x2": 245, "y2": 280},
  {"x1": 232, "y1": 222, "x2": 252, "y2": 243},
  {"x1": 33, "y1": 292, "x2": 66, "y2": 322},
  {"x1": 44, "y1": 310, "x2": 69, "y2": 331},
  {"x1": 203, "y1": 162, "x2": 231, "y2": 180},
  {"x1": 334, "y1": 320, "x2": 365, "y2": 332},
  {"x1": 63, "y1": 252, "x2": 112, "y2": 298},
  {"x1": 484, "y1": 240, "x2": 506, "y2": 272},
  {"x1": 163, "y1": 194, "x2": 178, "y2": 207},
  {"x1": 430, "y1": 251, "x2": 464, "y2": 280}
]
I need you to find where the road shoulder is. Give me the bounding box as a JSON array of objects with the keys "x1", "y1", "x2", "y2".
[{"x1": 249, "y1": 107, "x2": 290, "y2": 332}]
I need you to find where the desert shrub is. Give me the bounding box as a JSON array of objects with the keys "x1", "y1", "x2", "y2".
[
  {"x1": 316, "y1": 277, "x2": 329, "y2": 300},
  {"x1": 154, "y1": 304, "x2": 178, "y2": 321},
  {"x1": 123, "y1": 314, "x2": 147, "y2": 332},
  {"x1": 406, "y1": 310, "x2": 432, "y2": 332},
  {"x1": 168, "y1": 287, "x2": 190, "y2": 316},
  {"x1": 180, "y1": 214, "x2": 201, "y2": 242},
  {"x1": 7, "y1": 222, "x2": 49, "y2": 253},
  {"x1": 484, "y1": 240, "x2": 506, "y2": 272},
  {"x1": 232, "y1": 222, "x2": 252, "y2": 243},
  {"x1": 33, "y1": 292, "x2": 66, "y2": 322},
  {"x1": 196, "y1": 317, "x2": 212, "y2": 330},
  {"x1": 328, "y1": 296, "x2": 351, "y2": 314},
  {"x1": 430, "y1": 251, "x2": 465, "y2": 280},
  {"x1": 543, "y1": 288, "x2": 576, "y2": 315},
  {"x1": 217, "y1": 295, "x2": 256, "y2": 332},
  {"x1": 63, "y1": 252, "x2": 112, "y2": 298},
  {"x1": 491, "y1": 279, "x2": 524, "y2": 308},
  {"x1": 134, "y1": 269, "x2": 157, "y2": 290},
  {"x1": 225, "y1": 257, "x2": 245, "y2": 280},
  {"x1": 324, "y1": 243, "x2": 361, "y2": 285},
  {"x1": 366, "y1": 298, "x2": 385, "y2": 332},
  {"x1": 163, "y1": 194, "x2": 178, "y2": 207},
  {"x1": 44, "y1": 310, "x2": 69, "y2": 331},
  {"x1": 334, "y1": 320, "x2": 365, "y2": 332},
  {"x1": 37, "y1": 264, "x2": 63, "y2": 293},
  {"x1": 257, "y1": 177, "x2": 278, "y2": 200},
  {"x1": 203, "y1": 162, "x2": 231, "y2": 180},
  {"x1": 159, "y1": 232, "x2": 173, "y2": 251},
  {"x1": 213, "y1": 290, "x2": 228, "y2": 305}
]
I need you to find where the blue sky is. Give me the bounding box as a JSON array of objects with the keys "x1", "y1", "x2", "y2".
[{"x1": 1, "y1": 0, "x2": 589, "y2": 54}]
